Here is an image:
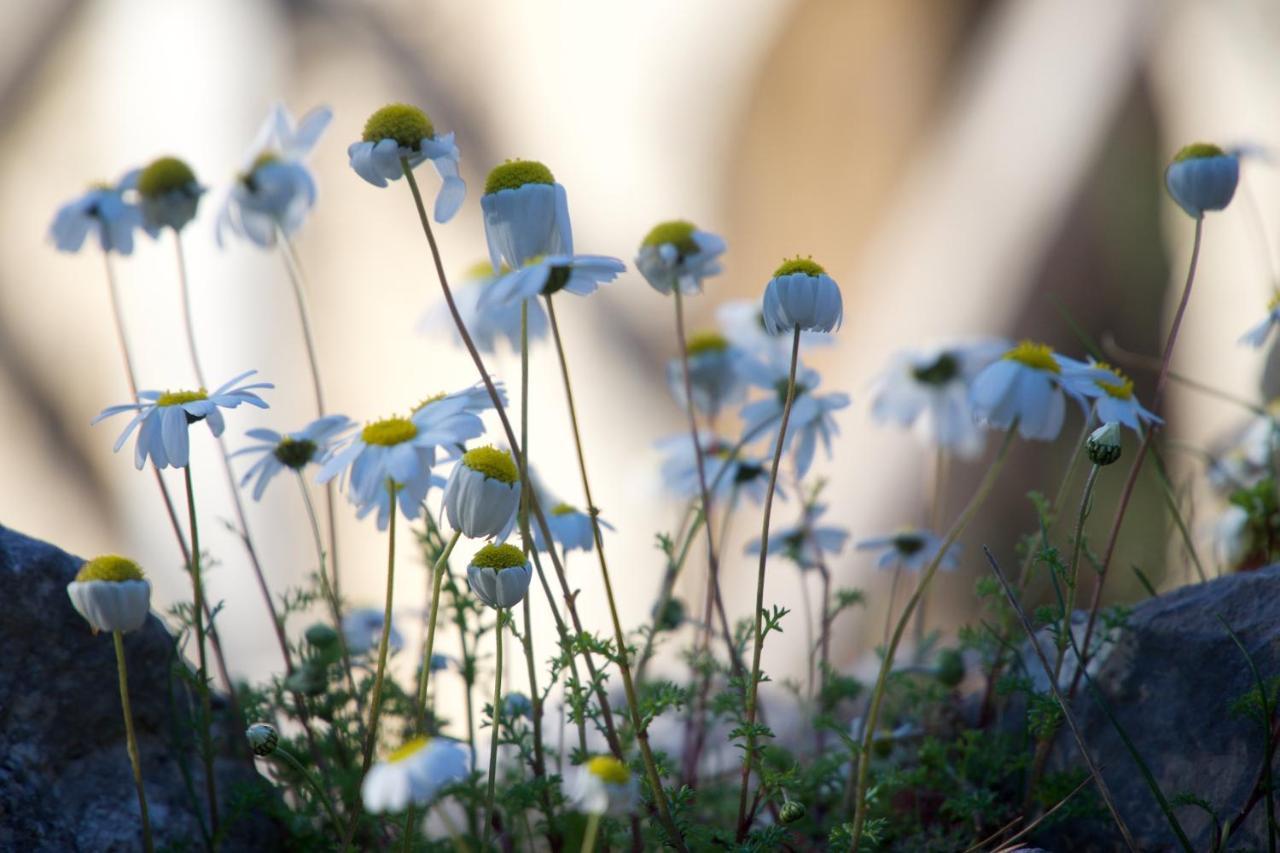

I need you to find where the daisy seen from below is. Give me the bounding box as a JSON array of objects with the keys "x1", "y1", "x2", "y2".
[
  {"x1": 361, "y1": 736, "x2": 471, "y2": 813},
  {"x1": 67, "y1": 554, "x2": 152, "y2": 635},
  {"x1": 738, "y1": 357, "x2": 850, "y2": 477},
  {"x1": 349, "y1": 103, "x2": 465, "y2": 222},
  {"x1": 234, "y1": 414, "x2": 352, "y2": 500},
  {"x1": 665, "y1": 331, "x2": 746, "y2": 419},
  {"x1": 531, "y1": 501, "x2": 614, "y2": 555},
  {"x1": 443, "y1": 445, "x2": 521, "y2": 541},
  {"x1": 1164, "y1": 142, "x2": 1239, "y2": 219},
  {"x1": 656, "y1": 432, "x2": 772, "y2": 506},
  {"x1": 856, "y1": 528, "x2": 960, "y2": 573},
  {"x1": 50, "y1": 170, "x2": 145, "y2": 255},
  {"x1": 761, "y1": 257, "x2": 844, "y2": 334},
  {"x1": 466, "y1": 543, "x2": 533, "y2": 610},
  {"x1": 93, "y1": 370, "x2": 273, "y2": 469},
  {"x1": 746, "y1": 501, "x2": 848, "y2": 570},
  {"x1": 635, "y1": 219, "x2": 726, "y2": 296},
  {"x1": 478, "y1": 254, "x2": 626, "y2": 311},
  {"x1": 217, "y1": 103, "x2": 332, "y2": 248},
  {"x1": 136, "y1": 156, "x2": 206, "y2": 234},
  {"x1": 968, "y1": 341, "x2": 1106, "y2": 441},
  {"x1": 1079, "y1": 361, "x2": 1161, "y2": 435},
  {"x1": 342, "y1": 607, "x2": 404, "y2": 658},
  {"x1": 481, "y1": 159, "x2": 572, "y2": 271},
  {"x1": 419, "y1": 260, "x2": 549, "y2": 354}
]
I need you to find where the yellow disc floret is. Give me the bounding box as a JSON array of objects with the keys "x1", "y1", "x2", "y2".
[
  {"x1": 388, "y1": 736, "x2": 431, "y2": 764},
  {"x1": 77, "y1": 554, "x2": 145, "y2": 583},
  {"x1": 587, "y1": 755, "x2": 631, "y2": 784},
  {"x1": 156, "y1": 389, "x2": 208, "y2": 407},
  {"x1": 1092, "y1": 361, "x2": 1134, "y2": 400},
  {"x1": 773, "y1": 256, "x2": 826, "y2": 278},
  {"x1": 642, "y1": 220, "x2": 699, "y2": 254},
  {"x1": 462, "y1": 445, "x2": 519, "y2": 484},
  {"x1": 485, "y1": 160, "x2": 555, "y2": 195},
  {"x1": 686, "y1": 331, "x2": 730, "y2": 357},
  {"x1": 413, "y1": 392, "x2": 447, "y2": 413},
  {"x1": 1172, "y1": 142, "x2": 1226, "y2": 163},
  {"x1": 362, "y1": 103, "x2": 434, "y2": 149},
  {"x1": 471, "y1": 543, "x2": 527, "y2": 570},
  {"x1": 137, "y1": 157, "x2": 198, "y2": 198},
  {"x1": 1003, "y1": 341, "x2": 1060, "y2": 374},
  {"x1": 552, "y1": 502, "x2": 578, "y2": 516},
  {"x1": 361, "y1": 416, "x2": 418, "y2": 447}
]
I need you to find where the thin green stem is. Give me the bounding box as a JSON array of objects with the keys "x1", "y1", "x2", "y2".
[
  {"x1": 484, "y1": 611, "x2": 506, "y2": 847},
  {"x1": 114, "y1": 631, "x2": 154, "y2": 853},
  {"x1": 914, "y1": 447, "x2": 949, "y2": 655},
  {"x1": 416, "y1": 530, "x2": 463, "y2": 728},
  {"x1": 183, "y1": 465, "x2": 219, "y2": 836},
  {"x1": 581, "y1": 812, "x2": 602, "y2": 853},
  {"x1": 274, "y1": 745, "x2": 342, "y2": 829},
  {"x1": 736, "y1": 328, "x2": 801, "y2": 839},
  {"x1": 296, "y1": 474, "x2": 360, "y2": 707}
]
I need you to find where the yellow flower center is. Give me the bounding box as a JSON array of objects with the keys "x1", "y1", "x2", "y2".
[
  {"x1": 156, "y1": 389, "x2": 208, "y2": 407},
  {"x1": 642, "y1": 220, "x2": 699, "y2": 254},
  {"x1": 1003, "y1": 341, "x2": 1060, "y2": 374},
  {"x1": 362, "y1": 103, "x2": 434, "y2": 148},
  {"x1": 361, "y1": 416, "x2": 418, "y2": 447},
  {"x1": 77, "y1": 554, "x2": 145, "y2": 583},
  {"x1": 137, "y1": 156, "x2": 197, "y2": 198},
  {"x1": 471, "y1": 543, "x2": 527, "y2": 570},
  {"x1": 413, "y1": 392, "x2": 447, "y2": 413},
  {"x1": 388, "y1": 736, "x2": 431, "y2": 764},
  {"x1": 552, "y1": 502, "x2": 577, "y2": 516},
  {"x1": 1092, "y1": 362, "x2": 1134, "y2": 400},
  {"x1": 686, "y1": 331, "x2": 729, "y2": 357},
  {"x1": 587, "y1": 755, "x2": 631, "y2": 785},
  {"x1": 462, "y1": 445, "x2": 519, "y2": 484},
  {"x1": 1268, "y1": 289, "x2": 1280, "y2": 312},
  {"x1": 1172, "y1": 142, "x2": 1226, "y2": 163},
  {"x1": 773, "y1": 256, "x2": 826, "y2": 278},
  {"x1": 485, "y1": 159, "x2": 555, "y2": 195}
]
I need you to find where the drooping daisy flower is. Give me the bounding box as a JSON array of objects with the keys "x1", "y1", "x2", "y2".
[
  {"x1": 349, "y1": 103, "x2": 465, "y2": 222},
  {"x1": 1079, "y1": 361, "x2": 1161, "y2": 435},
  {"x1": 418, "y1": 261, "x2": 549, "y2": 354},
  {"x1": 635, "y1": 219, "x2": 726, "y2": 296},
  {"x1": 869, "y1": 340, "x2": 1008, "y2": 459},
  {"x1": 531, "y1": 501, "x2": 613, "y2": 554},
  {"x1": 665, "y1": 331, "x2": 746, "y2": 419},
  {"x1": 656, "y1": 432, "x2": 772, "y2": 506},
  {"x1": 216, "y1": 103, "x2": 332, "y2": 248},
  {"x1": 762, "y1": 257, "x2": 843, "y2": 334},
  {"x1": 481, "y1": 160, "x2": 572, "y2": 271},
  {"x1": 361, "y1": 736, "x2": 471, "y2": 813},
  {"x1": 49, "y1": 171, "x2": 145, "y2": 255},
  {"x1": 1165, "y1": 143, "x2": 1239, "y2": 219},
  {"x1": 466, "y1": 543, "x2": 532, "y2": 609},
  {"x1": 136, "y1": 156, "x2": 206, "y2": 234},
  {"x1": 1240, "y1": 290, "x2": 1280, "y2": 349},
  {"x1": 856, "y1": 529, "x2": 959, "y2": 573},
  {"x1": 478, "y1": 254, "x2": 626, "y2": 311},
  {"x1": 94, "y1": 370, "x2": 273, "y2": 469},
  {"x1": 968, "y1": 341, "x2": 1105, "y2": 441},
  {"x1": 67, "y1": 555, "x2": 152, "y2": 634},
  {"x1": 443, "y1": 445, "x2": 521, "y2": 541},
  {"x1": 566, "y1": 755, "x2": 639, "y2": 816},
  {"x1": 738, "y1": 358, "x2": 850, "y2": 477},
  {"x1": 343, "y1": 607, "x2": 405, "y2": 657},
  {"x1": 234, "y1": 414, "x2": 353, "y2": 500},
  {"x1": 746, "y1": 502, "x2": 848, "y2": 570}
]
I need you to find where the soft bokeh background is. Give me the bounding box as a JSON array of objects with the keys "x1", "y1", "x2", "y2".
[{"x1": 5, "y1": 0, "x2": 1280, "y2": 720}]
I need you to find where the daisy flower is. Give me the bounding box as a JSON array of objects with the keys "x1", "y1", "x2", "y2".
[
  {"x1": 343, "y1": 607, "x2": 404, "y2": 657},
  {"x1": 349, "y1": 103, "x2": 465, "y2": 222},
  {"x1": 93, "y1": 370, "x2": 273, "y2": 470},
  {"x1": 49, "y1": 171, "x2": 145, "y2": 255},
  {"x1": 1165, "y1": 143, "x2": 1238, "y2": 219},
  {"x1": 1079, "y1": 361, "x2": 1161, "y2": 435},
  {"x1": 716, "y1": 299, "x2": 832, "y2": 358},
  {"x1": 635, "y1": 219, "x2": 726, "y2": 296},
  {"x1": 67, "y1": 555, "x2": 151, "y2": 634},
  {"x1": 136, "y1": 156, "x2": 206, "y2": 234},
  {"x1": 443, "y1": 445, "x2": 521, "y2": 540},
  {"x1": 234, "y1": 414, "x2": 353, "y2": 500},
  {"x1": 466, "y1": 544, "x2": 532, "y2": 609},
  {"x1": 665, "y1": 331, "x2": 746, "y2": 419},
  {"x1": 762, "y1": 257, "x2": 843, "y2": 334},
  {"x1": 531, "y1": 500, "x2": 614, "y2": 554},
  {"x1": 478, "y1": 254, "x2": 625, "y2": 311},
  {"x1": 1240, "y1": 290, "x2": 1280, "y2": 349},
  {"x1": 746, "y1": 502, "x2": 848, "y2": 570},
  {"x1": 856, "y1": 529, "x2": 959, "y2": 573},
  {"x1": 566, "y1": 755, "x2": 639, "y2": 816},
  {"x1": 217, "y1": 103, "x2": 331, "y2": 248},
  {"x1": 419, "y1": 260, "x2": 549, "y2": 355},
  {"x1": 738, "y1": 358, "x2": 850, "y2": 477},
  {"x1": 869, "y1": 339, "x2": 1008, "y2": 459},
  {"x1": 361, "y1": 737, "x2": 471, "y2": 813},
  {"x1": 968, "y1": 341, "x2": 1106, "y2": 441},
  {"x1": 481, "y1": 160, "x2": 572, "y2": 271},
  {"x1": 656, "y1": 432, "x2": 772, "y2": 506}
]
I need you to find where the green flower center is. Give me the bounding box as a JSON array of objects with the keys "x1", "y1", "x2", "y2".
[
  {"x1": 362, "y1": 416, "x2": 418, "y2": 447},
  {"x1": 911, "y1": 353, "x2": 959, "y2": 386},
  {"x1": 774, "y1": 380, "x2": 810, "y2": 404},
  {"x1": 1092, "y1": 361, "x2": 1134, "y2": 400},
  {"x1": 485, "y1": 160, "x2": 555, "y2": 195},
  {"x1": 892, "y1": 534, "x2": 925, "y2": 556},
  {"x1": 587, "y1": 755, "x2": 630, "y2": 784},
  {"x1": 472, "y1": 543, "x2": 527, "y2": 570},
  {"x1": 388, "y1": 736, "x2": 431, "y2": 764},
  {"x1": 552, "y1": 502, "x2": 578, "y2": 516},
  {"x1": 1003, "y1": 341, "x2": 1060, "y2": 374},
  {"x1": 273, "y1": 437, "x2": 317, "y2": 470},
  {"x1": 77, "y1": 554, "x2": 145, "y2": 583},
  {"x1": 773, "y1": 256, "x2": 826, "y2": 278},
  {"x1": 137, "y1": 157, "x2": 198, "y2": 198},
  {"x1": 642, "y1": 220, "x2": 699, "y2": 255},
  {"x1": 156, "y1": 389, "x2": 208, "y2": 407},
  {"x1": 462, "y1": 445, "x2": 519, "y2": 484},
  {"x1": 362, "y1": 104, "x2": 434, "y2": 149},
  {"x1": 686, "y1": 331, "x2": 729, "y2": 357},
  {"x1": 542, "y1": 262, "x2": 572, "y2": 295},
  {"x1": 413, "y1": 392, "x2": 447, "y2": 413},
  {"x1": 1172, "y1": 142, "x2": 1226, "y2": 162}
]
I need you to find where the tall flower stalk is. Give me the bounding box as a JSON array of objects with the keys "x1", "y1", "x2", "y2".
[
  {"x1": 113, "y1": 630, "x2": 153, "y2": 853},
  {"x1": 182, "y1": 464, "x2": 219, "y2": 836},
  {"x1": 483, "y1": 610, "x2": 507, "y2": 846}
]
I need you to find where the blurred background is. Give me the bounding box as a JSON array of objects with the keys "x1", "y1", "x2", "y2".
[{"x1": 5, "y1": 0, "x2": 1280, "y2": 719}]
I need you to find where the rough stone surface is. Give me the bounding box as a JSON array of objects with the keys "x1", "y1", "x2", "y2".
[
  {"x1": 0, "y1": 525, "x2": 282, "y2": 851},
  {"x1": 1047, "y1": 566, "x2": 1280, "y2": 851}
]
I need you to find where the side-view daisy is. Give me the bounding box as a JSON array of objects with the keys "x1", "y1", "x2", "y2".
[
  {"x1": 349, "y1": 103, "x2": 465, "y2": 222},
  {"x1": 234, "y1": 414, "x2": 353, "y2": 500},
  {"x1": 968, "y1": 341, "x2": 1106, "y2": 441},
  {"x1": 738, "y1": 358, "x2": 850, "y2": 477},
  {"x1": 466, "y1": 543, "x2": 533, "y2": 609},
  {"x1": 443, "y1": 445, "x2": 521, "y2": 541},
  {"x1": 136, "y1": 156, "x2": 206, "y2": 234},
  {"x1": 93, "y1": 369, "x2": 273, "y2": 469},
  {"x1": 67, "y1": 554, "x2": 152, "y2": 634},
  {"x1": 361, "y1": 737, "x2": 471, "y2": 813},
  {"x1": 50, "y1": 171, "x2": 145, "y2": 255},
  {"x1": 481, "y1": 159, "x2": 573, "y2": 271},
  {"x1": 1164, "y1": 142, "x2": 1239, "y2": 219},
  {"x1": 856, "y1": 529, "x2": 959, "y2": 573},
  {"x1": 566, "y1": 755, "x2": 639, "y2": 816},
  {"x1": 1079, "y1": 361, "x2": 1161, "y2": 435},
  {"x1": 477, "y1": 254, "x2": 626, "y2": 311},
  {"x1": 761, "y1": 257, "x2": 843, "y2": 334},
  {"x1": 665, "y1": 331, "x2": 746, "y2": 419},
  {"x1": 635, "y1": 219, "x2": 726, "y2": 296},
  {"x1": 656, "y1": 432, "x2": 772, "y2": 506},
  {"x1": 419, "y1": 261, "x2": 549, "y2": 355},
  {"x1": 747, "y1": 502, "x2": 848, "y2": 570},
  {"x1": 531, "y1": 501, "x2": 614, "y2": 554}
]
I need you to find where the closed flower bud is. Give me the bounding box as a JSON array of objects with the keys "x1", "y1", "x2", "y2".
[
  {"x1": 467, "y1": 543, "x2": 533, "y2": 609},
  {"x1": 246, "y1": 722, "x2": 279, "y2": 756},
  {"x1": 762, "y1": 257, "x2": 843, "y2": 334},
  {"x1": 67, "y1": 555, "x2": 152, "y2": 634},
  {"x1": 305, "y1": 623, "x2": 339, "y2": 649},
  {"x1": 1087, "y1": 422, "x2": 1122, "y2": 466},
  {"x1": 1165, "y1": 143, "x2": 1239, "y2": 219},
  {"x1": 935, "y1": 648, "x2": 965, "y2": 687},
  {"x1": 779, "y1": 799, "x2": 806, "y2": 824},
  {"x1": 653, "y1": 597, "x2": 687, "y2": 632},
  {"x1": 444, "y1": 445, "x2": 521, "y2": 540}
]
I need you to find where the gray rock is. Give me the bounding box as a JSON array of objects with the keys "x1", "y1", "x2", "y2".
[
  {"x1": 1047, "y1": 566, "x2": 1280, "y2": 851},
  {"x1": 0, "y1": 525, "x2": 283, "y2": 851}
]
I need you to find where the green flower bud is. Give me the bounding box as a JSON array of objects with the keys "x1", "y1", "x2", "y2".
[
  {"x1": 246, "y1": 722, "x2": 279, "y2": 756},
  {"x1": 305, "y1": 623, "x2": 339, "y2": 649},
  {"x1": 935, "y1": 648, "x2": 965, "y2": 688},
  {"x1": 284, "y1": 661, "x2": 327, "y2": 696},
  {"x1": 1087, "y1": 422, "x2": 1122, "y2": 466},
  {"x1": 653, "y1": 597, "x2": 686, "y2": 632},
  {"x1": 779, "y1": 799, "x2": 806, "y2": 825}
]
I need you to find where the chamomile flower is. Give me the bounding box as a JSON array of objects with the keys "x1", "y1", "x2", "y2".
[
  {"x1": 635, "y1": 219, "x2": 726, "y2": 295},
  {"x1": 968, "y1": 341, "x2": 1105, "y2": 441},
  {"x1": 739, "y1": 358, "x2": 850, "y2": 477},
  {"x1": 1165, "y1": 143, "x2": 1239, "y2": 219},
  {"x1": 67, "y1": 555, "x2": 151, "y2": 634},
  {"x1": 50, "y1": 171, "x2": 145, "y2": 255},
  {"x1": 746, "y1": 502, "x2": 848, "y2": 570},
  {"x1": 856, "y1": 529, "x2": 959, "y2": 573},
  {"x1": 656, "y1": 432, "x2": 772, "y2": 506},
  {"x1": 478, "y1": 254, "x2": 626, "y2": 311},
  {"x1": 419, "y1": 260, "x2": 549, "y2": 354},
  {"x1": 217, "y1": 103, "x2": 331, "y2": 248},
  {"x1": 869, "y1": 340, "x2": 1008, "y2": 458},
  {"x1": 349, "y1": 104, "x2": 465, "y2": 222},
  {"x1": 567, "y1": 755, "x2": 639, "y2": 816},
  {"x1": 233, "y1": 414, "x2": 352, "y2": 500},
  {"x1": 93, "y1": 370, "x2": 273, "y2": 470},
  {"x1": 136, "y1": 156, "x2": 206, "y2": 233},
  {"x1": 531, "y1": 501, "x2": 613, "y2": 554},
  {"x1": 343, "y1": 607, "x2": 404, "y2": 657},
  {"x1": 466, "y1": 543, "x2": 532, "y2": 609},
  {"x1": 762, "y1": 257, "x2": 843, "y2": 334},
  {"x1": 666, "y1": 331, "x2": 746, "y2": 418},
  {"x1": 1240, "y1": 290, "x2": 1280, "y2": 349},
  {"x1": 481, "y1": 160, "x2": 572, "y2": 270},
  {"x1": 361, "y1": 736, "x2": 470, "y2": 813},
  {"x1": 443, "y1": 445, "x2": 521, "y2": 541},
  {"x1": 716, "y1": 299, "x2": 833, "y2": 358},
  {"x1": 1079, "y1": 361, "x2": 1161, "y2": 435}
]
